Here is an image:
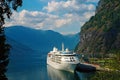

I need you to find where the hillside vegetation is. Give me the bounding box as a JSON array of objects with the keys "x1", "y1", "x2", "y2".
[{"x1": 76, "y1": 0, "x2": 120, "y2": 54}]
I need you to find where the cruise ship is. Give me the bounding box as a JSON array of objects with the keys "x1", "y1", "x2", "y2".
[{"x1": 47, "y1": 44, "x2": 80, "y2": 72}]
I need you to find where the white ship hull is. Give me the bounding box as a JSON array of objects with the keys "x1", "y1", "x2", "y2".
[
  {"x1": 47, "y1": 57, "x2": 78, "y2": 72},
  {"x1": 47, "y1": 44, "x2": 79, "y2": 72}
]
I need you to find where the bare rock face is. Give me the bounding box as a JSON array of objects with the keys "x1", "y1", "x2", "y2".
[{"x1": 76, "y1": 0, "x2": 120, "y2": 54}]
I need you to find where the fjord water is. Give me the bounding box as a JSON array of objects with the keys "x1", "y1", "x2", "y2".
[{"x1": 6, "y1": 51, "x2": 93, "y2": 80}]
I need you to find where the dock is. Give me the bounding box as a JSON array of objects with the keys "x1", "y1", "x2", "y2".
[{"x1": 75, "y1": 63, "x2": 108, "y2": 72}]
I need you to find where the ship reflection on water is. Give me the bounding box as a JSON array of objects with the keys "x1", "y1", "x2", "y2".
[
  {"x1": 47, "y1": 65, "x2": 93, "y2": 80},
  {"x1": 47, "y1": 65, "x2": 75, "y2": 80}
]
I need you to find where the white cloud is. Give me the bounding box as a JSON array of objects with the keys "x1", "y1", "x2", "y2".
[
  {"x1": 55, "y1": 19, "x2": 71, "y2": 28},
  {"x1": 43, "y1": 0, "x2": 96, "y2": 14},
  {"x1": 5, "y1": 10, "x2": 59, "y2": 29},
  {"x1": 5, "y1": 0, "x2": 99, "y2": 34}
]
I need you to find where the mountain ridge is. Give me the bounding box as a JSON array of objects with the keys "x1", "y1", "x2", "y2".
[{"x1": 5, "y1": 26, "x2": 79, "y2": 53}]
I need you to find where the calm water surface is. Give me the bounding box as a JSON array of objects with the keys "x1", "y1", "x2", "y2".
[{"x1": 6, "y1": 51, "x2": 94, "y2": 80}]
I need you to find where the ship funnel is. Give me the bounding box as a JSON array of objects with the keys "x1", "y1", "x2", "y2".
[{"x1": 62, "y1": 43, "x2": 64, "y2": 51}]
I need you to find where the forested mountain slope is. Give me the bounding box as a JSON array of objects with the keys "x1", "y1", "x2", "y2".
[{"x1": 76, "y1": 0, "x2": 120, "y2": 54}]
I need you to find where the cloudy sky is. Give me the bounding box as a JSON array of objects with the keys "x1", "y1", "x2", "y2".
[{"x1": 5, "y1": 0, "x2": 99, "y2": 34}]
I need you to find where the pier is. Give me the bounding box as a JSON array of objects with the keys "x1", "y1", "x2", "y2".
[{"x1": 75, "y1": 63, "x2": 111, "y2": 72}]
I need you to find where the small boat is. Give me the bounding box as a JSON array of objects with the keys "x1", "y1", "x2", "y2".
[{"x1": 47, "y1": 43, "x2": 80, "y2": 72}]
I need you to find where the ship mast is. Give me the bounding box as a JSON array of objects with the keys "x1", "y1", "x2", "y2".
[{"x1": 62, "y1": 43, "x2": 64, "y2": 51}]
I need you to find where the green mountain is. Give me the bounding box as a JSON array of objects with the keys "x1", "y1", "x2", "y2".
[{"x1": 76, "y1": 0, "x2": 120, "y2": 54}]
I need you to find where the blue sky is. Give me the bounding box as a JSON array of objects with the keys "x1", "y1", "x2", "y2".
[{"x1": 5, "y1": 0, "x2": 99, "y2": 34}]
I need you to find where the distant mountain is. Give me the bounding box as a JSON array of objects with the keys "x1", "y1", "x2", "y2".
[
  {"x1": 5, "y1": 26, "x2": 79, "y2": 53},
  {"x1": 76, "y1": 0, "x2": 120, "y2": 54}
]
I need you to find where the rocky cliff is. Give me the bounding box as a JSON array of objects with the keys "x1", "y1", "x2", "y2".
[{"x1": 76, "y1": 0, "x2": 120, "y2": 54}]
